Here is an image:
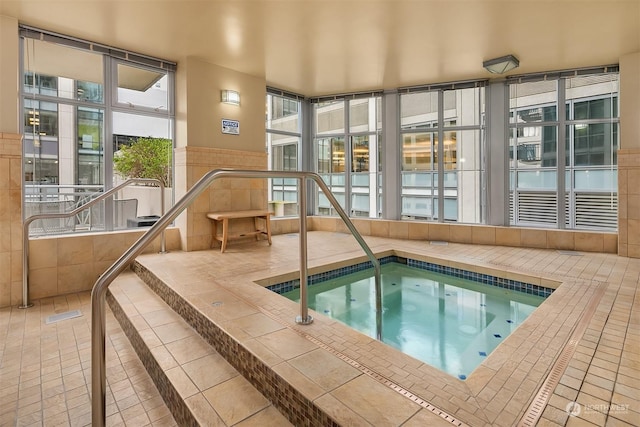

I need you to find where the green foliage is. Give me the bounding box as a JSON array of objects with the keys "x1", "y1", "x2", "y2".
[{"x1": 113, "y1": 137, "x2": 172, "y2": 187}]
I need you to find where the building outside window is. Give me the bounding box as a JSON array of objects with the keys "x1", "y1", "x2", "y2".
[
  {"x1": 313, "y1": 97, "x2": 381, "y2": 217},
  {"x1": 509, "y1": 73, "x2": 618, "y2": 230},
  {"x1": 400, "y1": 86, "x2": 485, "y2": 222},
  {"x1": 21, "y1": 28, "x2": 175, "y2": 235},
  {"x1": 266, "y1": 91, "x2": 302, "y2": 216}
]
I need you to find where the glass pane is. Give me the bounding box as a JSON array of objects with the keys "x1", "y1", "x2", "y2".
[
  {"x1": 443, "y1": 172, "x2": 457, "y2": 188},
  {"x1": 566, "y1": 74, "x2": 619, "y2": 120},
  {"x1": 402, "y1": 196, "x2": 432, "y2": 217},
  {"x1": 454, "y1": 129, "x2": 482, "y2": 223},
  {"x1": 23, "y1": 101, "x2": 60, "y2": 186},
  {"x1": 511, "y1": 125, "x2": 558, "y2": 168},
  {"x1": 112, "y1": 112, "x2": 172, "y2": 189},
  {"x1": 78, "y1": 107, "x2": 105, "y2": 186},
  {"x1": 443, "y1": 87, "x2": 483, "y2": 127},
  {"x1": 331, "y1": 138, "x2": 346, "y2": 173},
  {"x1": 351, "y1": 173, "x2": 369, "y2": 187},
  {"x1": 509, "y1": 80, "x2": 557, "y2": 123},
  {"x1": 267, "y1": 94, "x2": 300, "y2": 132},
  {"x1": 573, "y1": 123, "x2": 618, "y2": 166},
  {"x1": 350, "y1": 98, "x2": 369, "y2": 132},
  {"x1": 517, "y1": 170, "x2": 557, "y2": 189},
  {"x1": 402, "y1": 172, "x2": 431, "y2": 187},
  {"x1": 457, "y1": 129, "x2": 481, "y2": 171},
  {"x1": 574, "y1": 170, "x2": 617, "y2": 191},
  {"x1": 271, "y1": 139, "x2": 299, "y2": 171},
  {"x1": 23, "y1": 38, "x2": 104, "y2": 102},
  {"x1": 402, "y1": 133, "x2": 433, "y2": 171},
  {"x1": 351, "y1": 136, "x2": 369, "y2": 172},
  {"x1": 444, "y1": 198, "x2": 458, "y2": 220},
  {"x1": 316, "y1": 138, "x2": 329, "y2": 173},
  {"x1": 351, "y1": 193, "x2": 369, "y2": 217},
  {"x1": 116, "y1": 63, "x2": 168, "y2": 111},
  {"x1": 442, "y1": 131, "x2": 457, "y2": 170},
  {"x1": 24, "y1": 100, "x2": 58, "y2": 139},
  {"x1": 315, "y1": 100, "x2": 345, "y2": 134},
  {"x1": 315, "y1": 137, "x2": 346, "y2": 216},
  {"x1": 400, "y1": 92, "x2": 438, "y2": 129}
]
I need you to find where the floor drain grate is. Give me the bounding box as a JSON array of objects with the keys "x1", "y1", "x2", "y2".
[
  {"x1": 557, "y1": 250, "x2": 582, "y2": 256},
  {"x1": 430, "y1": 241, "x2": 449, "y2": 246},
  {"x1": 45, "y1": 310, "x2": 82, "y2": 324}
]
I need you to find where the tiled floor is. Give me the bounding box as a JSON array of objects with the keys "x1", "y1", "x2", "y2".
[
  {"x1": 0, "y1": 292, "x2": 177, "y2": 426},
  {"x1": 1, "y1": 231, "x2": 639, "y2": 426}
]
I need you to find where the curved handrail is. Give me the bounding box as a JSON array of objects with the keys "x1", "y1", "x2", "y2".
[
  {"x1": 20, "y1": 178, "x2": 165, "y2": 309},
  {"x1": 90, "y1": 169, "x2": 381, "y2": 426}
]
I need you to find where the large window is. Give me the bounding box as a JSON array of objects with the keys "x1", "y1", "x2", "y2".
[
  {"x1": 266, "y1": 91, "x2": 302, "y2": 216},
  {"x1": 21, "y1": 28, "x2": 175, "y2": 235},
  {"x1": 509, "y1": 73, "x2": 618, "y2": 230},
  {"x1": 400, "y1": 87, "x2": 485, "y2": 222},
  {"x1": 313, "y1": 97, "x2": 381, "y2": 217}
]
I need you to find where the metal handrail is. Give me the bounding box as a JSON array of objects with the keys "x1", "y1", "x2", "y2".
[
  {"x1": 90, "y1": 169, "x2": 381, "y2": 426},
  {"x1": 20, "y1": 178, "x2": 165, "y2": 309}
]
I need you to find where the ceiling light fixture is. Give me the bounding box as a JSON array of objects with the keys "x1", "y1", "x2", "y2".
[
  {"x1": 221, "y1": 89, "x2": 240, "y2": 106},
  {"x1": 483, "y1": 54, "x2": 520, "y2": 74}
]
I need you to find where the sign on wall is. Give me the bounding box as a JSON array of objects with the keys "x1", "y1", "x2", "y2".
[{"x1": 222, "y1": 119, "x2": 240, "y2": 135}]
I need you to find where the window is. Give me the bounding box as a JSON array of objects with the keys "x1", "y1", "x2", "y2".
[
  {"x1": 266, "y1": 92, "x2": 302, "y2": 216},
  {"x1": 313, "y1": 97, "x2": 381, "y2": 218},
  {"x1": 400, "y1": 87, "x2": 484, "y2": 222},
  {"x1": 509, "y1": 73, "x2": 618, "y2": 230},
  {"x1": 21, "y1": 28, "x2": 175, "y2": 235}
]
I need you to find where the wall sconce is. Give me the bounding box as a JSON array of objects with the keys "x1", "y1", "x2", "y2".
[
  {"x1": 483, "y1": 54, "x2": 519, "y2": 74},
  {"x1": 221, "y1": 90, "x2": 240, "y2": 106}
]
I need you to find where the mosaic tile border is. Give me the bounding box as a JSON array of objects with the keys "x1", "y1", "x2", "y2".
[{"x1": 267, "y1": 255, "x2": 554, "y2": 298}]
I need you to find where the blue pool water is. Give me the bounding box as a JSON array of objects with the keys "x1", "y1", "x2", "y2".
[{"x1": 279, "y1": 262, "x2": 547, "y2": 380}]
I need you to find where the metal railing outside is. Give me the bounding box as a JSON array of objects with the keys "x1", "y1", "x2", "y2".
[
  {"x1": 26, "y1": 184, "x2": 105, "y2": 230},
  {"x1": 90, "y1": 169, "x2": 381, "y2": 426},
  {"x1": 20, "y1": 178, "x2": 165, "y2": 309}
]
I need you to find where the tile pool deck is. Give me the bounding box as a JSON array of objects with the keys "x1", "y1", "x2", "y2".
[{"x1": 1, "y1": 231, "x2": 638, "y2": 426}]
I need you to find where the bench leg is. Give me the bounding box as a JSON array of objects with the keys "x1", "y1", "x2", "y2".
[
  {"x1": 265, "y1": 215, "x2": 272, "y2": 245},
  {"x1": 220, "y1": 218, "x2": 229, "y2": 253},
  {"x1": 253, "y1": 217, "x2": 260, "y2": 241},
  {"x1": 210, "y1": 219, "x2": 220, "y2": 249}
]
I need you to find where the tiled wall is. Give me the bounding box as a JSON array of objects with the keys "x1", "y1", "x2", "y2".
[
  {"x1": 0, "y1": 133, "x2": 23, "y2": 307},
  {"x1": 23, "y1": 229, "x2": 181, "y2": 305},
  {"x1": 174, "y1": 146, "x2": 268, "y2": 251},
  {"x1": 303, "y1": 217, "x2": 618, "y2": 254},
  {"x1": 618, "y1": 148, "x2": 640, "y2": 258}
]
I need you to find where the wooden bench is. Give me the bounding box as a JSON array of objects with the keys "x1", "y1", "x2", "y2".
[{"x1": 206, "y1": 210, "x2": 272, "y2": 253}]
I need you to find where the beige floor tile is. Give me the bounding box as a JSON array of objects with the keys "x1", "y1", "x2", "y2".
[
  {"x1": 165, "y1": 335, "x2": 213, "y2": 365},
  {"x1": 287, "y1": 348, "x2": 361, "y2": 391},
  {"x1": 182, "y1": 353, "x2": 239, "y2": 392},
  {"x1": 202, "y1": 376, "x2": 269, "y2": 425},
  {"x1": 234, "y1": 405, "x2": 294, "y2": 427},
  {"x1": 255, "y1": 328, "x2": 318, "y2": 360},
  {"x1": 184, "y1": 393, "x2": 226, "y2": 427},
  {"x1": 331, "y1": 375, "x2": 421, "y2": 425},
  {"x1": 313, "y1": 393, "x2": 371, "y2": 426},
  {"x1": 152, "y1": 322, "x2": 194, "y2": 345}
]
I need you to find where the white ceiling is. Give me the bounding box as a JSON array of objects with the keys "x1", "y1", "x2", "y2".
[{"x1": 2, "y1": 0, "x2": 639, "y2": 97}]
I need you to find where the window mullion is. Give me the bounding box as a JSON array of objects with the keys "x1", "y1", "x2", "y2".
[
  {"x1": 557, "y1": 80, "x2": 567, "y2": 229},
  {"x1": 437, "y1": 91, "x2": 444, "y2": 222},
  {"x1": 103, "y1": 56, "x2": 115, "y2": 231}
]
